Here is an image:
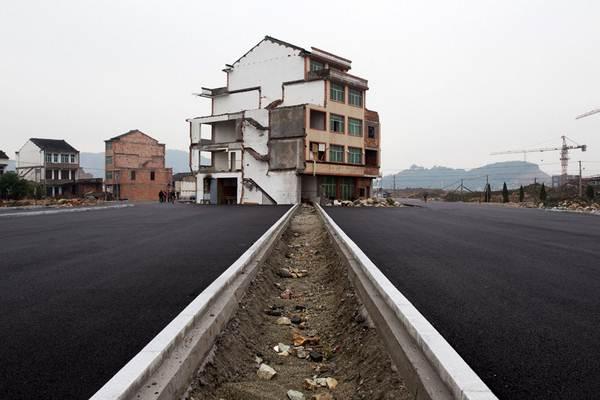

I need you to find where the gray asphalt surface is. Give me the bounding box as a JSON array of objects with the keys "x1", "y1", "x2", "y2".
[
  {"x1": 0, "y1": 203, "x2": 289, "y2": 400},
  {"x1": 326, "y1": 202, "x2": 600, "y2": 399}
]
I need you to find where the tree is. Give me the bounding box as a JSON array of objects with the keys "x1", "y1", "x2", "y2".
[
  {"x1": 502, "y1": 182, "x2": 509, "y2": 203},
  {"x1": 586, "y1": 185, "x2": 595, "y2": 201},
  {"x1": 0, "y1": 172, "x2": 30, "y2": 200},
  {"x1": 519, "y1": 185, "x2": 525, "y2": 202},
  {"x1": 539, "y1": 183, "x2": 547, "y2": 203}
]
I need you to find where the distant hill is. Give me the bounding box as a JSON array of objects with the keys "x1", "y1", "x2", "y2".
[
  {"x1": 381, "y1": 161, "x2": 551, "y2": 190},
  {"x1": 79, "y1": 149, "x2": 191, "y2": 178}
]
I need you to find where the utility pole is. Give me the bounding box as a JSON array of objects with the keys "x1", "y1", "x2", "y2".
[
  {"x1": 393, "y1": 175, "x2": 396, "y2": 193},
  {"x1": 578, "y1": 161, "x2": 583, "y2": 198},
  {"x1": 460, "y1": 179, "x2": 464, "y2": 201}
]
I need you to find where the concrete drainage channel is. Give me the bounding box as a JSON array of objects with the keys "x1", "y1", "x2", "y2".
[{"x1": 92, "y1": 204, "x2": 497, "y2": 400}]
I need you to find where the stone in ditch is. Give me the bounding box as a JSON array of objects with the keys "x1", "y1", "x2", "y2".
[
  {"x1": 314, "y1": 377, "x2": 328, "y2": 387},
  {"x1": 312, "y1": 393, "x2": 334, "y2": 400},
  {"x1": 295, "y1": 304, "x2": 307, "y2": 311},
  {"x1": 296, "y1": 349, "x2": 307, "y2": 359},
  {"x1": 278, "y1": 343, "x2": 291, "y2": 353},
  {"x1": 287, "y1": 389, "x2": 305, "y2": 400},
  {"x1": 309, "y1": 351, "x2": 323, "y2": 362},
  {"x1": 276, "y1": 317, "x2": 291, "y2": 325},
  {"x1": 303, "y1": 378, "x2": 318, "y2": 390},
  {"x1": 257, "y1": 363, "x2": 277, "y2": 380},
  {"x1": 290, "y1": 315, "x2": 302, "y2": 325},
  {"x1": 325, "y1": 377, "x2": 338, "y2": 389},
  {"x1": 280, "y1": 288, "x2": 293, "y2": 299},
  {"x1": 278, "y1": 268, "x2": 294, "y2": 278}
]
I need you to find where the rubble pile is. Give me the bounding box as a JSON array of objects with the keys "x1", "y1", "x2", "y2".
[
  {"x1": 0, "y1": 198, "x2": 102, "y2": 208},
  {"x1": 326, "y1": 197, "x2": 403, "y2": 208},
  {"x1": 188, "y1": 204, "x2": 410, "y2": 400},
  {"x1": 549, "y1": 200, "x2": 600, "y2": 215}
]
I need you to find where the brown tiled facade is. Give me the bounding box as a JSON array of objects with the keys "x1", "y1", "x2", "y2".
[{"x1": 104, "y1": 130, "x2": 172, "y2": 201}]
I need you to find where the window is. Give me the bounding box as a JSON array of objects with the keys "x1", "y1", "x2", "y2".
[
  {"x1": 349, "y1": 88, "x2": 363, "y2": 107},
  {"x1": 106, "y1": 171, "x2": 113, "y2": 180},
  {"x1": 70, "y1": 154, "x2": 76, "y2": 163},
  {"x1": 330, "y1": 82, "x2": 344, "y2": 102},
  {"x1": 340, "y1": 177, "x2": 354, "y2": 200},
  {"x1": 310, "y1": 60, "x2": 324, "y2": 71},
  {"x1": 348, "y1": 118, "x2": 363, "y2": 137},
  {"x1": 130, "y1": 170, "x2": 136, "y2": 180},
  {"x1": 330, "y1": 114, "x2": 345, "y2": 133},
  {"x1": 368, "y1": 125, "x2": 376, "y2": 139},
  {"x1": 61, "y1": 154, "x2": 69, "y2": 163},
  {"x1": 309, "y1": 109, "x2": 326, "y2": 130},
  {"x1": 150, "y1": 171, "x2": 155, "y2": 181},
  {"x1": 348, "y1": 147, "x2": 362, "y2": 164},
  {"x1": 322, "y1": 176, "x2": 336, "y2": 198},
  {"x1": 53, "y1": 170, "x2": 59, "y2": 180},
  {"x1": 53, "y1": 153, "x2": 58, "y2": 163},
  {"x1": 329, "y1": 145, "x2": 344, "y2": 163},
  {"x1": 45, "y1": 169, "x2": 53, "y2": 180},
  {"x1": 105, "y1": 156, "x2": 112, "y2": 165},
  {"x1": 45, "y1": 153, "x2": 52, "y2": 163},
  {"x1": 61, "y1": 170, "x2": 70, "y2": 180},
  {"x1": 309, "y1": 142, "x2": 326, "y2": 161},
  {"x1": 106, "y1": 142, "x2": 112, "y2": 150}
]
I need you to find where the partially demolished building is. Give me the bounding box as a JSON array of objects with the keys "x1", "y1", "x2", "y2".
[{"x1": 188, "y1": 36, "x2": 380, "y2": 205}]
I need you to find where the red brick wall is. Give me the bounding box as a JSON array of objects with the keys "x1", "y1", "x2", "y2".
[{"x1": 105, "y1": 130, "x2": 173, "y2": 201}]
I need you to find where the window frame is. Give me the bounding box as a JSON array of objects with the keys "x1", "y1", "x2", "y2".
[
  {"x1": 329, "y1": 144, "x2": 344, "y2": 163},
  {"x1": 330, "y1": 82, "x2": 345, "y2": 103},
  {"x1": 310, "y1": 60, "x2": 324, "y2": 72},
  {"x1": 329, "y1": 113, "x2": 345, "y2": 134},
  {"x1": 150, "y1": 171, "x2": 155, "y2": 181},
  {"x1": 52, "y1": 153, "x2": 58, "y2": 163},
  {"x1": 70, "y1": 154, "x2": 76, "y2": 163},
  {"x1": 105, "y1": 156, "x2": 113, "y2": 165},
  {"x1": 106, "y1": 171, "x2": 113, "y2": 180},
  {"x1": 130, "y1": 170, "x2": 136, "y2": 181},
  {"x1": 348, "y1": 118, "x2": 363, "y2": 137},
  {"x1": 348, "y1": 147, "x2": 362, "y2": 164},
  {"x1": 349, "y1": 87, "x2": 363, "y2": 107},
  {"x1": 45, "y1": 153, "x2": 52, "y2": 163},
  {"x1": 368, "y1": 125, "x2": 376, "y2": 139},
  {"x1": 309, "y1": 142, "x2": 326, "y2": 161}
]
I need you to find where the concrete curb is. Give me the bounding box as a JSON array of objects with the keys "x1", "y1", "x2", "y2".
[
  {"x1": 0, "y1": 204, "x2": 133, "y2": 217},
  {"x1": 316, "y1": 204, "x2": 497, "y2": 400},
  {"x1": 90, "y1": 204, "x2": 298, "y2": 400}
]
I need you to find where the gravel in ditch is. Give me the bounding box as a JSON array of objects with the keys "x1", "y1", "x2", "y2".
[{"x1": 186, "y1": 204, "x2": 412, "y2": 400}]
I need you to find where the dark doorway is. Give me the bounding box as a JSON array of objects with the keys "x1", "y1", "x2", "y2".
[{"x1": 217, "y1": 178, "x2": 237, "y2": 205}]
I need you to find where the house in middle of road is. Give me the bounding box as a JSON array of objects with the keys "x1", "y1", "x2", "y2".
[
  {"x1": 187, "y1": 35, "x2": 381, "y2": 205},
  {"x1": 0, "y1": 150, "x2": 8, "y2": 175},
  {"x1": 104, "y1": 130, "x2": 173, "y2": 201}
]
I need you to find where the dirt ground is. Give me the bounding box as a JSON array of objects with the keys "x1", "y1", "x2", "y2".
[{"x1": 186, "y1": 204, "x2": 412, "y2": 400}]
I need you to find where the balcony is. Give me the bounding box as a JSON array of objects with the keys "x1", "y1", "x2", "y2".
[{"x1": 307, "y1": 68, "x2": 368, "y2": 90}]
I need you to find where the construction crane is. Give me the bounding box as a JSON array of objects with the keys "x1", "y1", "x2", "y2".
[
  {"x1": 491, "y1": 135, "x2": 587, "y2": 185},
  {"x1": 576, "y1": 108, "x2": 600, "y2": 120}
]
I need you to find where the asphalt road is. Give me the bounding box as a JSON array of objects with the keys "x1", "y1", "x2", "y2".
[
  {"x1": 0, "y1": 203, "x2": 289, "y2": 400},
  {"x1": 326, "y1": 202, "x2": 600, "y2": 400}
]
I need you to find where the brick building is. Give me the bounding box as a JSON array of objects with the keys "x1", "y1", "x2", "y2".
[{"x1": 104, "y1": 130, "x2": 172, "y2": 201}]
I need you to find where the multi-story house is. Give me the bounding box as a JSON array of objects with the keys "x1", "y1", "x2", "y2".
[
  {"x1": 188, "y1": 36, "x2": 381, "y2": 205},
  {"x1": 0, "y1": 150, "x2": 8, "y2": 175},
  {"x1": 104, "y1": 130, "x2": 173, "y2": 201},
  {"x1": 15, "y1": 138, "x2": 80, "y2": 197}
]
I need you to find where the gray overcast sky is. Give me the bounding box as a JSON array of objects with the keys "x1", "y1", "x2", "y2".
[{"x1": 2, "y1": 0, "x2": 600, "y2": 176}]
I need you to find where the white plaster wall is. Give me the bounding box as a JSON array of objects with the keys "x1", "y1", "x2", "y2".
[
  {"x1": 191, "y1": 148, "x2": 199, "y2": 172},
  {"x1": 245, "y1": 108, "x2": 269, "y2": 127},
  {"x1": 213, "y1": 90, "x2": 260, "y2": 114},
  {"x1": 228, "y1": 40, "x2": 305, "y2": 107},
  {"x1": 243, "y1": 122, "x2": 269, "y2": 155},
  {"x1": 282, "y1": 80, "x2": 325, "y2": 107},
  {"x1": 16, "y1": 140, "x2": 42, "y2": 169},
  {"x1": 242, "y1": 151, "x2": 300, "y2": 205},
  {"x1": 190, "y1": 121, "x2": 201, "y2": 144},
  {"x1": 16, "y1": 140, "x2": 43, "y2": 182},
  {"x1": 195, "y1": 171, "x2": 243, "y2": 204}
]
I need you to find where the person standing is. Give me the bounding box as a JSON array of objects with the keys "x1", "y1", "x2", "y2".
[{"x1": 158, "y1": 190, "x2": 164, "y2": 203}]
